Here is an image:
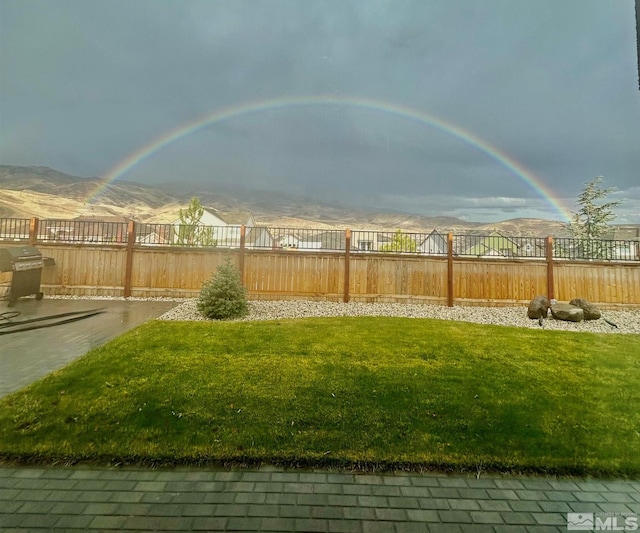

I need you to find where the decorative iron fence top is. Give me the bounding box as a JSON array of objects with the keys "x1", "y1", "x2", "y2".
[{"x1": 0, "y1": 217, "x2": 638, "y2": 261}]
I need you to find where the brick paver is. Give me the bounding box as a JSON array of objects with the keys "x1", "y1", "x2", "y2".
[{"x1": 0, "y1": 466, "x2": 638, "y2": 531}]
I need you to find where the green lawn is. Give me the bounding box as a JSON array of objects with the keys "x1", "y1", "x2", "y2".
[{"x1": 1, "y1": 317, "x2": 639, "y2": 477}]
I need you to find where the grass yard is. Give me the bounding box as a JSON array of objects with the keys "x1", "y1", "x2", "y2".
[{"x1": 1, "y1": 317, "x2": 639, "y2": 477}]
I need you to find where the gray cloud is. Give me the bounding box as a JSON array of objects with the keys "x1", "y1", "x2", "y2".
[{"x1": 1, "y1": 0, "x2": 638, "y2": 222}]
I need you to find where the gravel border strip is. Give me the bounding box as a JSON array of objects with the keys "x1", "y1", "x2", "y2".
[
  {"x1": 157, "y1": 298, "x2": 640, "y2": 335},
  {"x1": 43, "y1": 294, "x2": 640, "y2": 334}
]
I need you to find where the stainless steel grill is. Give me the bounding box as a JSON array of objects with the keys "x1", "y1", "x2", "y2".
[{"x1": 0, "y1": 246, "x2": 53, "y2": 306}]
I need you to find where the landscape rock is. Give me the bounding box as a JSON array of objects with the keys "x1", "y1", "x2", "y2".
[
  {"x1": 527, "y1": 295, "x2": 550, "y2": 319},
  {"x1": 569, "y1": 298, "x2": 602, "y2": 320},
  {"x1": 550, "y1": 303, "x2": 584, "y2": 322}
]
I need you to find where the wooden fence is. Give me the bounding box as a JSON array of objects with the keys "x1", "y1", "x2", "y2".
[{"x1": 24, "y1": 226, "x2": 639, "y2": 309}]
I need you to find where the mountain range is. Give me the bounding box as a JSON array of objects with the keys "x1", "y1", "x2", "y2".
[{"x1": 0, "y1": 165, "x2": 574, "y2": 236}]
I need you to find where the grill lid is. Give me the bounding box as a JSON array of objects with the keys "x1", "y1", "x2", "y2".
[
  {"x1": 0, "y1": 245, "x2": 43, "y2": 261},
  {"x1": 0, "y1": 246, "x2": 43, "y2": 272}
]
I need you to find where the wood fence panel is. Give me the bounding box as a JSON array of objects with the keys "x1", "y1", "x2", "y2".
[
  {"x1": 38, "y1": 245, "x2": 127, "y2": 296},
  {"x1": 129, "y1": 248, "x2": 236, "y2": 298},
  {"x1": 554, "y1": 261, "x2": 640, "y2": 306},
  {"x1": 453, "y1": 259, "x2": 547, "y2": 305},
  {"x1": 28, "y1": 243, "x2": 640, "y2": 307},
  {"x1": 349, "y1": 255, "x2": 447, "y2": 303},
  {"x1": 244, "y1": 251, "x2": 344, "y2": 301}
]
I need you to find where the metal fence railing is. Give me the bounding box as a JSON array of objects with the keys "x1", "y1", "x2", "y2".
[
  {"x1": 138, "y1": 225, "x2": 348, "y2": 250},
  {"x1": 553, "y1": 238, "x2": 640, "y2": 261},
  {"x1": 136, "y1": 224, "x2": 245, "y2": 248},
  {"x1": 261, "y1": 227, "x2": 345, "y2": 251},
  {"x1": 1, "y1": 217, "x2": 639, "y2": 261},
  {"x1": 454, "y1": 234, "x2": 547, "y2": 259},
  {"x1": 0, "y1": 218, "x2": 30, "y2": 242},
  {"x1": 350, "y1": 230, "x2": 429, "y2": 254},
  {"x1": 38, "y1": 219, "x2": 130, "y2": 244},
  {"x1": 136, "y1": 223, "x2": 174, "y2": 246}
]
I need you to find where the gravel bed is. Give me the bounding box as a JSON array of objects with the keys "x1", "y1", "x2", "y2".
[{"x1": 158, "y1": 299, "x2": 640, "y2": 335}]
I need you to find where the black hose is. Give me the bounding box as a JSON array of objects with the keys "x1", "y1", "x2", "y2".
[
  {"x1": 0, "y1": 308, "x2": 106, "y2": 335},
  {"x1": 0, "y1": 311, "x2": 21, "y2": 322},
  {"x1": 0, "y1": 308, "x2": 106, "y2": 328}
]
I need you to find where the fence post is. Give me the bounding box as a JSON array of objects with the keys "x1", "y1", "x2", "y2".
[
  {"x1": 546, "y1": 235, "x2": 554, "y2": 300},
  {"x1": 344, "y1": 229, "x2": 351, "y2": 303},
  {"x1": 29, "y1": 217, "x2": 39, "y2": 246},
  {"x1": 239, "y1": 225, "x2": 246, "y2": 282},
  {"x1": 123, "y1": 220, "x2": 136, "y2": 298},
  {"x1": 447, "y1": 232, "x2": 454, "y2": 307}
]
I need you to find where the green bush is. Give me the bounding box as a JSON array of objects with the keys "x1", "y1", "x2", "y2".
[{"x1": 197, "y1": 258, "x2": 248, "y2": 320}]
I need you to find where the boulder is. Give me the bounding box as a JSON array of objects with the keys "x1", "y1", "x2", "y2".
[
  {"x1": 527, "y1": 295, "x2": 550, "y2": 319},
  {"x1": 550, "y1": 303, "x2": 584, "y2": 322},
  {"x1": 569, "y1": 298, "x2": 602, "y2": 320}
]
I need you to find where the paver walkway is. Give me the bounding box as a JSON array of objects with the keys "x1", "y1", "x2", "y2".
[{"x1": 1, "y1": 465, "x2": 638, "y2": 532}]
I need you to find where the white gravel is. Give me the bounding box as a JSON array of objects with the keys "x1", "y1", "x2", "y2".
[{"x1": 158, "y1": 298, "x2": 640, "y2": 335}]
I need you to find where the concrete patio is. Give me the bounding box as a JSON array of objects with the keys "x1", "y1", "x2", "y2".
[{"x1": 0, "y1": 297, "x2": 176, "y2": 398}]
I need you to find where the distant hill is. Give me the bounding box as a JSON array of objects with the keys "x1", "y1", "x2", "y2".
[
  {"x1": 0, "y1": 165, "x2": 176, "y2": 207},
  {"x1": 0, "y1": 165, "x2": 574, "y2": 235},
  {"x1": 474, "y1": 218, "x2": 571, "y2": 238}
]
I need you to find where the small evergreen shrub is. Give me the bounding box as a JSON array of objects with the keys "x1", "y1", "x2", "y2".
[{"x1": 197, "y1": 258, "x2": 249, "y2": 320}]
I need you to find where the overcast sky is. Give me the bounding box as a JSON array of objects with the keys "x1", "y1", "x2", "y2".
[{"x1": 1, "y1": 0, "x2": 639, "y2": 222}]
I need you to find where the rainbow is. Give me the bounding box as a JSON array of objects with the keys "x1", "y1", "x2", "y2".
[{"x1": 88, "y1": 95, "x2": 571, "y2": 221}]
